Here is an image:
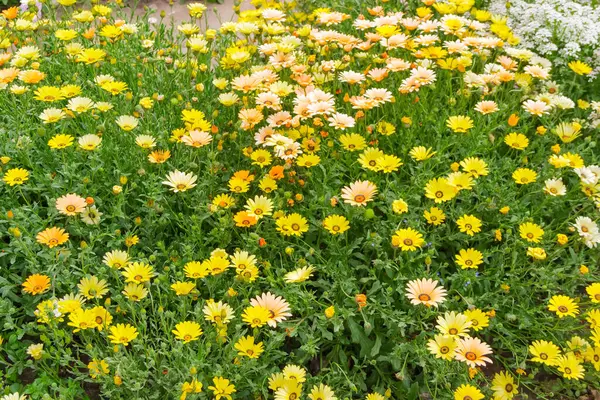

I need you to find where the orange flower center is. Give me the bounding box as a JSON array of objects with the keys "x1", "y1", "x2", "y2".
[
  {"x1": 418, "y1": 293, "x2": 430, "y2": 301},
  {"x1": 354, "y1": 194, "x2": 366, "y2": 203},
  {"x1": 465, "y1": 352, "x2": 477, "y2": 361}
]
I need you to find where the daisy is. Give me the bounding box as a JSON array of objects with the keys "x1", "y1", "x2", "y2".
[
  {"x1": 284, "y1": 266, "x2": 315, "y2": 283},
  {"x1": 181, "y1": 130, "x2": 212, "y2": 148},
  {"x1": 455, "y1": 336, "x2": 493, "y2": 367},
  {"x1": 250, "y1": 292, "x2": 292, "y2": 327},
  {"x1": 405, "y1": 278, "x2": 447, "y2": 307},
  {"x1": 341, "y1": 180, "x2": 377, "y2": 206},
  {"x1": 162, "y1": 170, "x2": 197, "y2": 193},
  {"x1": 474, "y1": 100, "x2": 498, "y2": 114}
]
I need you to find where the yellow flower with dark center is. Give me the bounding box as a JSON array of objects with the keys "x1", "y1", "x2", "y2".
[
  {"x1": 491, "y1": 371, "x2": 519, "y2": 400},
  {"x1": 68, "y1": 308, "x2": 97, "y2": 332},
  {"x1": 454, "y1": 384, "x2": 484, "y2": 400},
  {"x1": 446, "y1": 115, "x2": 473, "y2": 133},
  {"x1": 424, "y1": 178, "x2": 457, "y2": 203},
  {"x1": 512, "y1": 168, "x2": 537, "y2": 184},
  {"x1": 323, "y1": 215, "x2": 349, "y2": 235},
  {"x1": 456, "y1": 214, "x2": 482, "y2": 236},
  {"x1": 234, "y1": 335, "x2": 264, "y2": 359},
  {"x1": 519, "y1": 222, "x2": 544, "y2": 243},
  {"x1": 172, "y1": 321, "x2": 203, "y2": 343},
  {"x1": 424, "y1": 206, "x2": 446, "y2": 225},
  {"x1": 455, "y1": 248, "x2": 483, "y2": 269},
  {"x1": 108, "y1": 324, "x2": 138, "y2": 346},
  {"x1": 529, "y1": 340, "x2": 561, "y2": 366},
  {"x1": 208, "y1": 376, "x2": 236, "y2": 400},
  {"x1": 427, "y1": 334, "x2": 458, "y2": 360},
  {"x1": 3, "y1": 168, "x2": 29, "y2": 186},
  {"x1": 122, "y1": 283, "x2": 148, "y2": 302},
  {"x1": 36, "y1": 226, "x2": 69, "y2": 248},
  {"x1": 171, "y1": 281, "x2": 196, "y2": 295},
  {"x1": 78, "y1": 276, "x2": 109, "y2": 299},
  {"x1": 242, "y1": 305, "x2": 270, "y2": 328},
  {"x1": 436, "y1": 311, "x2": 471, "y2": 337},
  {"x1": 504, "y1": 132, "x2": 529, "y2": 150},
  {"x1": 463, "y1": 309, "x2": 489, "y2": 331},
  {"x1": 34, "y1": 86, "x2": 64, "y2": 102},
  {"x1": 122, "y1": 262, "x2": 154, "y2": 283},
  {"x1": 22, "y1": 274, "x2": 51, "y2": 295},
  {"x1": 548, "y1": 295, "x2": 579, "y2": 318},
  {"x1": 557, "y1": 353, "x2": 585, "y2": 380},
  {"x1": 48, "y1": 134, "x2": 74, "y2": 149},
  {"x1": 392, "y1": 228, "x2": 425, "y2": 251},
  {"x1": 587, "y1": 283, "x2": 600, "y2": 303}
]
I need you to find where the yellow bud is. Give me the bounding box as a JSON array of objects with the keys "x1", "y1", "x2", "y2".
[{"x1": 324, "y1": 305, "x2": 335, "y2": 319}]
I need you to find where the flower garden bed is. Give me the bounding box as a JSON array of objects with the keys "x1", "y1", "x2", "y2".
[{"x1": 0, "y1": 0, "x2": 599, "y2": 399}]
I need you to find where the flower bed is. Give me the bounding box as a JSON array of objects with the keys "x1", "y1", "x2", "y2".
[{"x1": 0, "y1": 0, "x2": 599, "y2": 399}]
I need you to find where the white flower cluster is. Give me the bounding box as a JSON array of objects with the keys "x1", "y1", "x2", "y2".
[{"x1": 489, "y1": 0, "x2": 600, "y2": 76}]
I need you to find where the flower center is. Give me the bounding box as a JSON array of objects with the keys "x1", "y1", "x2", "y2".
[
  {"x1": 354, "y1": 194, "x2": 366, "y2": 203},
  {"x1": 465, "y1": 352, "x2": 477, "y2": 361},
  {"x1": 418, "y1": 293, "x2": 430, "y2": 301},
  {"x1": 558, "y1": 305, "x2": 568, "y2": 313}
]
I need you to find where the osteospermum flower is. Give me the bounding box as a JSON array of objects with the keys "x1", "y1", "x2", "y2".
[
  {"x1": 504, "y1": 132, "x2": 529, "y2": 150},
  {"x1": 522, "y1": 99, "x2": 551, "y2": 116},
  {"x1": 284, "y1": 266, "x2": 315, "y2": 283},
  {"x1": 455, "y1": 336, "x2": 493, "y2": 367},
  {"x1": 108, "y1": 324, "x2": 138, "y2": 346},
  {"x1": 234, "y1": 335, "x2": 264, "y2": 359},
  {"x1": 323, "y1": 215, "x2": 350, "y2": 234},
  {"x1": 78, "y1": 134, "x2": 102, "y2": 150},
  {"x1": 557, "y1": 353, "x2": 585, "y2": 380},
  {"x1": 548, "y1": 295, "x2": 579, "y2": 318},
  {"x1": 392, "y1": 228, "x2": 425, "y2": 251},
  {"x1": 455, "y1": 248, "x2": 483, "y2": 269},
  {"x1": 115, "y1": 115, "x2": 139, "y2": 131},
  {"x1": 425, "y1": 178, "x2": 456, "y2": 203},
  {"x1": 427, "y1": 334, "x2": 458, "y2": 361},
  {"x1": 55, "y1": 193, "x2": 87, "y2": 216},
  {"x1": 446, "y1": 115, "x2": 474, "y2": 133},
  {"x1": 405, "y1": 278, "x2": 447, "y2": 307},
  {"x1": 22, "y1": 274, "x2": 51, "y2": 295},
  {"x1": 436, "y1": 311, "x2": 471, "y2": 337},
  {"x1": 587, "y1": 283, "x2": 600, "y2": 303},
  {"x1": 242, "y1": 305, "x2": 270, "y2": 328},
  {"x1": 77, "y1": 276, "x2": 108, "y2": 299},
  {"x1": 474, "y1": 100, "x2": 498, "y2": 114},
  {"x1": 172, "y1": 321, "x2": 203, "y2": 343},
  {"x1": 276, "y1": 213, "x2": 309, "y2": 237},
  {"x1": 203, "y1": 300, "x2": 235, "y2": 325},
  {"x1": 512, "y1": 168, "x2": 537, "y2": 184},
  {"x1": 454, "y1": 384, "x2": 484, "y2": 400},
  {"x1": 529, "y1": 340, "x2": 561, "y2": 366},
  {"x1": 162, "y1": 170, "x2": 197, "y2": 192},
  {"x1": 122, "y1": 262, "x2": 154, "y2": 283},
  {"x1": 519, "y1": 222, "x2": 544, "y2": 243},
  {"x1": 568, "y1": 60, "x2": 592, "y2": 75},
  {"x1": 102, "y1": 250, "x2": 129, "y2": 269},
  {"x1": 463, "y1": 309, "x2": 490, "y2": 331},
  {"x1": 250, "y1": 292, "x2": 292, "y2": 327},
  {"x1": 244, "y1": 195, "x2": 273, "y2": 219},
  {"x1": 341, "y1": 180, "x2": 377, "y2": 206},
  {"x1": 456, "y1": 215, "x2": 482, "y2": 236},
  {"x1": 36, "y1": 227, "x2": 69, "y2": 248},
  {"x1": 48, "y1": 134, "x2": 74, "y2": 149},
  {"x1": 491, "y1": 371, "x2": 518, "y2": 400},
  {"x1": 3, "y1": 168, "x2": 29, "y2": 186},
  {"x1": 208, "y1": 377, "x2": 236, "y2": 400}
]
